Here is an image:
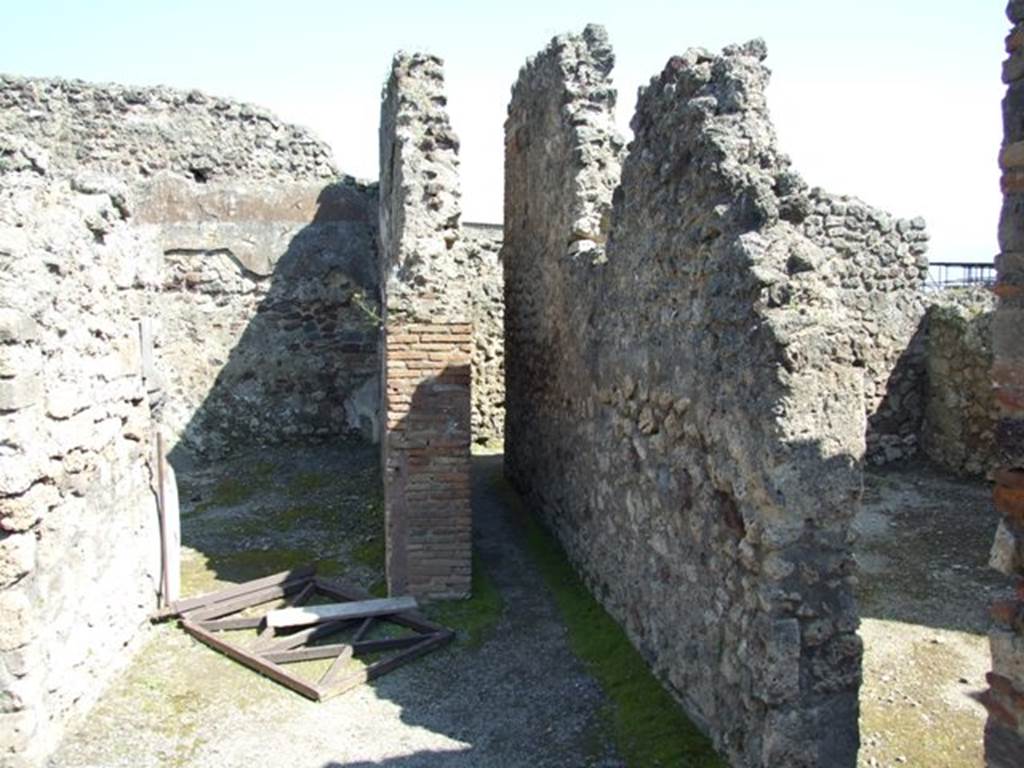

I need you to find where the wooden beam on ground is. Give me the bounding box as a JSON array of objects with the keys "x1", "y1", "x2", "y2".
[
  {"x1": 181, "y1": 620, "x2": 322, "y2": 701},
  {"x1": 256, "y1": 581, "x2": 315, "y2": 644},
  {"x1": 265, "y1": 596, "x2": 419, "y2": 629},
  {"x1": 317, "y1": 644, "x2": 356, "y2": 690},
  {"x1": 312, "y1": 576, "x2": 445, "y2": 634},
  {"x1": 257, "y1": 619, "x2": 354, "y2": 653},
  {"x1": 318, "y1": 631, "x2": 454, "y2": 701},
  {"x1": 261, "y1": 634, "x2": 427, "y2": 664},
  {"x1": 152, "y1": 565, "x2": 316, "y2": 621},
  {"x1": 198, "y1": 616, "x2": 264, "y2": 631},
  {"x1": 353, "y1": 617, "x2": 374, "y2": 642},
  {"x1": 187, "y1": 581, "x2": 309, "y2": 623}
]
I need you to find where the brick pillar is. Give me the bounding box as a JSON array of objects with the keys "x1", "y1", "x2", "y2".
[
  {"x1": 984, "y1": 3, "x2": 1024, "y2": 763},
  {"x1": 378, "y1": 53, "x2": 471, "y2": 600}
]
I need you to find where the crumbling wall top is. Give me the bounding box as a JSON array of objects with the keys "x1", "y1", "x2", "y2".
[{"x1": 0, "y1": 74, "x2": 339, "y2": 183}]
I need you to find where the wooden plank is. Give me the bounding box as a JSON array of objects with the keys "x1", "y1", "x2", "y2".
[
  {"x1": 153, "y1": 566, "x2": 316, "y2": 620},
  {"x1": 318, "y1": 643, "x2": 356, "y2": 690},
  {"x1": 312, "y1": 576, "x2": 444, "y2": 634},
  {"x1": 263, "y1": 644, "x2": 354, "y2": 664},
  {"x1": 199, "y1": 616, "x2": 263, "y2": 631},
  {"x1": 159, "y1": 434, "x2": 182, "y2": 605},
  {"x1": 317, "y1": 631, "x2": 454, "y2": 701},
  {"x1": 187, "y1": 581, "x2": 308, "y2": 623},
  {"x1": 181, "y1": 620, "x2": 322, "y2": 701},
  {"x1": 266, "y1": 596, "x2": 418, "y2": 629},
  {"x1": 258, "y1": 619, "x2": 354, "y2": 653},
  {"x1": 353, "y1": 617, "x2": 374, "y2": 642},
  {"x1": 261, "y1": 635, "x2": 426, "y2": 664},
  {"x1": 256, "y1": 581, "x2": 315, "y2": 644}
]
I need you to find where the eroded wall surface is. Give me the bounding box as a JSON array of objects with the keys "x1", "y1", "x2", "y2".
[
  {"x1": 0, "y1": 75, "x2": 381, "y2": 460},
  {"x1": 505, "y1": 29, "x2": 865, "y2": 766},
  {"x1": 0, "y1": 165, "x2": 162, "y2": 767},
  {"x1": 138, "y1": 176, "x2": 379, "y2": 458},
  {"x1": 802, "y1": 190, "x2": 929, "y2": 464},
  {"x1": 379, "y1": 53, "x2": 471, "y2": 599},
  {"x1": 985, "y1": 3, "x2": 1024, "y2": 764},
  {"x1": 463, "y1": 223, "x2": 505, "y2": 445},
  {"x1": 0, "y1": 75, "x2": 336, "y2": 182},
  {"x1": 921, "y1": 288, "x2": 998, "y2": 477},
  {"x1": 0, "y1": 77, "x2": 381, "y2": 766}
]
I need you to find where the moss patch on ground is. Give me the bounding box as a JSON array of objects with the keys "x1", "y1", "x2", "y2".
[
  {"x1": 427, "y1": 556, "x2": 504, "y2": 648},
  {"x1": 491, "y1": 472, "x2": 723, "y2": 768}
]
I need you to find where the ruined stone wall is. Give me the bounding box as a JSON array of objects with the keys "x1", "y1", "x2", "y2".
[
  {"x1": 463, "y1": 223, "x2": 504, "y2": 445},
  {"x1": 984, "y1": 3, "x2": 1024, "y2": 764},
  {"x1": 0, "y1": 74, "x2": 335, "y2": 182},
  {"x1": 0, "y1": 166, "x2": 163, "y2": 766},
  {"x1": 801, "y1": 190, "x2": 929, "y2": 464},
  {"x1": 138, "y1": 176, "x2": 379, "y2": 459},
  {"x1": 921, "y1": 288, "x2": 998, "y2": 477},
  {"x1": 379, "y1": 53, "x2": 471, "y2": 599},
  {"x1": 1, "y1": 75, "x2": 382, "y2": 459},
  {"x1": 505, "y1": 29, "x2": 864, "y2": 766}
]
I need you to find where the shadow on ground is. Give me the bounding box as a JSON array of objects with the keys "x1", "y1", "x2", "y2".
[
  {"x1": 854, "y1": 458, "x2": 1010, "y2": 768},
  {"x1": 52, "y1": 447, "x2": 625, "y2": 768}
]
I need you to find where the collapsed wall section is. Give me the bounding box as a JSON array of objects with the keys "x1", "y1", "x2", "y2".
[
  {"x1": 984, "y1": 3, "x2": 1024, "y2": 763},
  {"x1": 505, "y1": 30, "x2": 864, "y2": 766},
  {"x1": 379, "y1": 54, "x2": 471, "y2": 599},
  {"x1": 0, "y1": 167, "x2": 163, "y2": 766}
]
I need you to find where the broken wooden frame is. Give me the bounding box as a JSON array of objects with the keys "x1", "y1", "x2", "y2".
[{"x1": 154, "y1": 566, "x2": 453, "y2": 701}]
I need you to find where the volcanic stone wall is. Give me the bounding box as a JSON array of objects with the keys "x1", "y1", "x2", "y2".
[
  {"x1": 801, "y1": 190, "x2": 929, "y2": 464},
  {"x1": 0, "y1": 75, "x2": 381, "y2": 459},
  {"x1": 984, "y1": 3, "x2": 1024, "y2": 764},
  {"x1": 463, "y1": 223, "x2": 505, "y2": 445},
  {"x1": 921, "y1": 288, "x2": 998, "y2": 477},
  {"x1": 0, "y1": 166, "x2": 163, "y2": 766},
  {"x1": 0, "y1": 74, "x2": 335, "y2": 182},
  {"x1": 137, "y1": 175, "x2": 379, "y2": 459},
  {"x1": 504, "y1": 28, "x2": 865, "y2": 766},
  {"x1": 379, "y1": 53, "x2": 471, "y2": 599}
]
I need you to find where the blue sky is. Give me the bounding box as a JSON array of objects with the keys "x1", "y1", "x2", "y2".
[{"x1": 1, "y1": 0, "x2": 1007, "y2": 262}]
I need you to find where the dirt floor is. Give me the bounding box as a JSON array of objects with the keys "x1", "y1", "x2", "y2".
[
  {"x1": 856, "y1": 460, "x2": 1010, "y2": 768},
  {"x1": 50, "y1": 443, "x2": 621, "y2": 768},
  {"x1": 49, "y1": 446, "x2": 1007, "y2": 767}
]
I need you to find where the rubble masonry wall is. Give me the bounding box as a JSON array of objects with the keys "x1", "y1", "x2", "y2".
[
  {"x1": 984, "y1": 2, "x2": 1024, "y2": 764},
  {"x1": 0, "y1": 168, "x2": 163, "y2": 767},
  {"x1": 504, "y1": 29, "x2": 866, "y2": 766}
]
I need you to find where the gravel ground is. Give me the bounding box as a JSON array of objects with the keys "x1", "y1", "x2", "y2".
[
  {"x1": 50, "y1": 444, "x2": 619, "y2": 768},
  {"x1": 856, "y1": 461, "x2": 1011, "y2": 768},
  {"x1": 49, "y1": 444, "x2": 1007, "y2": 767}
]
